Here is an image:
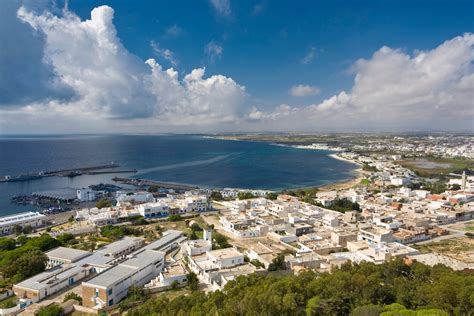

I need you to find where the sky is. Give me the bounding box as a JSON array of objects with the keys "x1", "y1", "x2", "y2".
[{"x1": 0, "y1": 0, "x2": 473, "y2": 134}]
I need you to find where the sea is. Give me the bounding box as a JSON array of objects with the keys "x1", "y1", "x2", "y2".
[{"x1": 0, "y1": 134, "x2": 358, "y2": 216}]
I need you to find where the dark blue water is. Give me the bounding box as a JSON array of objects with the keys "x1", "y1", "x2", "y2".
[{"x1": 0, "y1": 135, "x2": 357, "y2": 215}]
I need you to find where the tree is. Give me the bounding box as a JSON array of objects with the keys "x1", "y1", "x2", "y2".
[
  {"x1": 266, "y1": 192, "x2": 278, "y2": 200},
  {"x1": 22, "y1": 225, "x2": 33, "y2": 234},
  {"x1": 450, "y1": 183, "x2": 461, "y2": 191},
  {"x1": 237, "y1": 192, "x2": 255, "y2": 200},
  {"x1": 186, "y1": 272, "x2": 199, "y2": 291},
  {"x1": 148, "y1": 185, "x2": 160, "y2": 193},
  {"x1": 96, "y1": 198, "x2": 112, "y2": 209},
  {"x1": 14, "y1": 225, "x2": 23, "y2": 236},
  {"x1": 56, "y1": 233, "x2": 75, "y2": 245},
  {"x1": 209, "y1": 191, "x2": 223, "y2": 201},
  {"x1": 15, "y1": 249, "x2": 48, "y2": 280},
  {"x1": 63, "y1": 292, "x2": 82, "y2": 304},
  {"x1": 268, "y1": 254, "x2": 286, "y2": 271},
  {"x1": 212, "y1": 232, "x2": 230, "y2": 249},
  {"x1": 37, "y1": 304, "x2": 63, "y2": 316},
  {"x1": 0, "y1": 237, "x2": 16, "y2": 251}
]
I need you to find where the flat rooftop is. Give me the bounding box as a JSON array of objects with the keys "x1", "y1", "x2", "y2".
[
  {"x1": 141, "y1": 230, "x2": 184, "y2": 252},
  {"x1": 97, "y1": 236, "x2": 143, "y2": 256},
  {"x1": 32, "y1": 188, "x2": 78, "y2": 201},
  {"x1": 0, "y1": 211, "x2": 45, "y2": 225},
  {"x1": 46, "y1": 247, "x2": 91, "y2": 262},
  {"x1": 84, "y1": 250, "x2": 164, "y2": 288},
  {"x1": 208, "y1": 248, "x2": 243, "y2": 260}
]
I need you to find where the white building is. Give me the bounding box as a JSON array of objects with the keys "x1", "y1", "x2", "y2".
[
  {"x1": 116, "y1": 191, "x2": 154, "y2": 204},
  {"x1": 77, "y1": 188, "x2": 96, "y2": 202},
  {"x1": 82, "y1": 249, "x2": 165, "y2": 309},
  {"x1": 136, "y1": 202, "x2": 169, "y2": 218},
  {"x1": 0, "y1": 212, "x2": 45, "y2": 235}
]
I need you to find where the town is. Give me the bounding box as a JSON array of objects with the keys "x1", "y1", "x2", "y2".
[{"x1": 0, "y1": 135, "x2": 473, "y2": 315}]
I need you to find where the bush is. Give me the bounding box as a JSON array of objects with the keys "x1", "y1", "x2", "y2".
[
  {"x1": 37, "y1": 303, "x2": 63, "y2": 316},
  {"x1": 168, "y1": 214, "x2": 182, "y2": 222},
  {"x1": 209, "y1": 191, "x2": 223, "y2": 201},
  {"x1": 63, "y1": 292, "x2": 82, "y2": 304},
  {"x1": 212, "y1": 232, "x2": 231, "y2": 249},
  {"x1": 96, "y1": 198, "x2": 112, "y2": 209}
]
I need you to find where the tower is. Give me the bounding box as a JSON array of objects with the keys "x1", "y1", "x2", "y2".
[
  {"x1": 461, "y1": 170, "x2": 467, "y2": 191},
  {"x1": 203, "y1": 228, "x2": 212, "y2": 242}
]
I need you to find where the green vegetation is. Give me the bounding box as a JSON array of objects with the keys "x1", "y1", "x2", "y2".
[
  {"x1": 267, "y1": 254, "x2": 286, "y2": 271},
  {"x1": 212, "y1": 232, "x2": 231, "y2": 249},
  {"x1": 266, "y1": 192, "x2": 278, "y2": 200},
  {"x1": 250, "y1": 259, "x2": 265, "y2": 268},
  {"x1": 237, "y1": 192, "x2": 256, "y2": 200},
  {"x1": 168, "y1": 214, "x2": 182, "y2": 222},
  {"x1": 362, "y1": 163, "x2": 378, "y2": 172},
  {"x1": 126, "y1": 259, "x2": 473, "y2": 316},
  {"x1": 398, "y1": 157, "x2": 474, "y2": 177},
  {"x1": 37, "y1": 303, "x2": 63, "y2": 316},
  {"x1": 95, "y1": 198, "x2": 113, "y2": 209},
  {"x1": 100, "y1": 225, "x2": 143, "y2": 241},
  {"x1": 63, "y1": 292, "x2": 82, "y2": 304},
  {"x1": 186, "y1": 272, "x2": 199, "y2": 291},
  {"x1": 209, "y1": 191, "x2": 224, "y2": 201},
  {"x1": 147, "y1": 185, "x2": 161, "y2": 193},
  {"x1": 283, "y1": 188, "x2": 319, "y2": 205},
  {"x1": 326, "y1": 198, "x2": 360, "y2": 213},
  {"x1": 0, "y1": 295, "x2": 17, "y2": 309},
  {"x1": 0, "y1": 234, "x2": 60, "y2": 284},
  {"x1": 119, "y1": 285, "x2": 149, "y2": 312}
]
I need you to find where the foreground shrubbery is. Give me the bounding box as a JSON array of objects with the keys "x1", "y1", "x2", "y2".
[{"x1": 127, "y1": 258, "x2": 474, "y2": 316}]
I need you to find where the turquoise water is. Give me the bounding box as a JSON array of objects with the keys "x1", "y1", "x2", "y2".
[{"x1": 0, "y1": 134, "x2": 357, "y2": 215}]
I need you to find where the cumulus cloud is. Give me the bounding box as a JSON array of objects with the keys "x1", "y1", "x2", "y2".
[
  {"x1": 290, "y1": 84, "x2": 320, "y2": 97},
  {"x1": 209, "y1": 0, "x2": 231, "y2": 17},
  {"x1": 250, "y1": 33, "x2": 474, "y2": 132},
  {"x1": 5, "y1": 5, "x2": 245, "y2": 129},
  {"x1": 205, "y1": 41, "x2": 223, "y2": 62},
  {"x1": 150, "y1": 40, "x2": 178, "y2": 66},
  {"x1": 0, "y1": 1, "x2": 74, "y2": 108}
]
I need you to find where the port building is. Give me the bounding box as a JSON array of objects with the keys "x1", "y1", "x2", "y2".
[{"x1": 0, "y1": 212, "x2": 45, "y2": 235}]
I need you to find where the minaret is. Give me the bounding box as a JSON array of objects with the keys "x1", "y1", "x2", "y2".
[
  {"x1": 461, "y1": 170, "x2": 467, "y2": 191},
  {"x1": 203, "y1": 228, "x2": 212, "y2": 242}
]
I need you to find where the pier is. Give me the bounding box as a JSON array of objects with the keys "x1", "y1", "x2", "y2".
[
  {"x1": 112, "y1": 177, "x2": 199, "y2": 191},
  {"x1": 0, "y1": 163, "x2": 136, "y2": 183}
]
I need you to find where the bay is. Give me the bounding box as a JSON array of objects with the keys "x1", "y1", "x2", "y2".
[{"x1": 0, "y1": 134, "x2": 357, "y2": 216}]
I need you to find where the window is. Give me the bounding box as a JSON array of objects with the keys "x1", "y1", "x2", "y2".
[
  {"x1": 108, "y1": 299, "x2": 114, "y2": 306},
  {"x1": 108, "y1": 288, "x2": 113, "y2": 295}
]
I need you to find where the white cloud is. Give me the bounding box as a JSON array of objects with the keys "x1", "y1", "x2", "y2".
[
  {"x1": 209, "y1": 0, "x2": 231, "y2": 17},
  {"x1": 301, "y1": 47, "x2": 316, "y2": 64},
  {"x1": 165, "y1": 24, "x2": 182, "y2": 37},
  {"x1": 205, "y1": 41, "x2": 223, "y2": 62},
  {"x1": 290, "y1": 84, "x2": 320, "y2": 97},
  {"x1": 249, "y1": 33, "x2": 474, "y2": 132},
  {"x1": 9, "y1": 5, "x2": 245, "y2": 130},
  {"x1": 150, "y1": 40, "x2": 178, "y2": 66}
]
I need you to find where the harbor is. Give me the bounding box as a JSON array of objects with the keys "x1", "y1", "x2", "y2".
[{"x1": 0, "y1": 162, "x2": 137, "y2": 183}]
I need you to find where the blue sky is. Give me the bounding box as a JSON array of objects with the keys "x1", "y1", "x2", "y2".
[
  {"x1": 68, "y1": 0, "x2": 474, "y2": 107},
  {"x1": 0, "y1": 0, "x2": 473, "y2": 133}
]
